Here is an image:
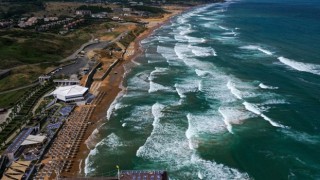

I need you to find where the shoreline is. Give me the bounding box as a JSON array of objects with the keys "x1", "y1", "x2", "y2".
[{"x1": 63, "y1": 7, "x2": 189, "y2": 177}]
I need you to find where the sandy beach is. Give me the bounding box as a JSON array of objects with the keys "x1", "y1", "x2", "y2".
[{"x1": 58, "y1": 6, "x2": 188, "y2": 178}]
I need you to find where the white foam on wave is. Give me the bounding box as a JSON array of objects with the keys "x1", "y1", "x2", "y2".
[
  {"x1": 218, "y1": 25, "x2": 229, "y2": 31},
  {"x1": 278, "y1": 56, "x2": 320, "y2": 75},
  {"x1": 189, "y1": 45, "x2": 217, "y2": 57},
  {"x1": 195, "y1": 69, "x2": 211, "y2": 77},
  {"x1": 157, "y1": 45, "x2": 182, "y2": 66},
  {"x1": 260, "y1": 99, "x2": 288, "y2": 105},
  {"x1": 157, "y1": 45, "x2": 173, "y2": 57},
  {"x1": 243, "y1": 102, "x2": 286, "y2": 128},
  {"x1": 186, "y1": 35, "x2": 206, "y2": 43},
  {"x1": 222, "y1": 31, "x2": 238, "y2": 36},
  {"x1": 240, "y1": 45, "x2": 273, "y2": 55},
  {"x1": 149, "y1": 81, "x2": 172, "y2": 93},
  {"x1": 178, "y1": 24, "x2": 193, "y2": 36},
  {"x1": 126, "y1": 72, "x2": 150, "y2": 92},
  {"x1": 85, "y1": 134, "x2": 115, "y2": 175},
  {"x1": 186, "y1": 113, "x2": 226, "y2": 149},
  {"x1": 157, "y1": 36, "x2": 174, "y2": 42},
  {"x1": 218, "y1": 107, "x2": 254, "y2": 134},
  {"x1": 174, "y1": 43, "x2": 215, "y2": 68},
  {"x1": 227, "y1": 80, "x2": 242, "y2": 100},
  {"x1": 174, "y1": 79, "x2": 200, "y2": 98},
  {"x1": 136, "y1": 108, "x2": 249, "y2": 179},
  {"x1": 218, "y1": 108, "x2": 233, "y2": 134},
  {"x1": 104, "y1": 133, "x2": 124, "y2": 150},
  {"x1": 106, "y1": 91, "x2": 125, "y2": 120},
  {"x1": 200, "y1": 17, "x2": 217, "y2": 21},
  {"x1": 151, "y1": 103, "x2": 165, "y2": 128},
  {"x1": 148, "y1": 67, "x2": 169, "y2": 81},
  {"x1": 259, "y1": 83, "x2": 278, "y2": 90},
  {"x1": 201, "y1": 22, "x2": 216, "y2": 29},
  {"x1": 215, "y1": 36, "x2": 239, "y2": 45}
]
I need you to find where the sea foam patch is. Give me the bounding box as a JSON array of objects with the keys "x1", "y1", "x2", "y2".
[
  {"x1": 243, "y1": 101, "x2": 286, "y2": 128},
  {"x1": 186, "y1": 113, "x2": 226, "y2": 149},
  {"x1": 189, "y1": 45, "x2": 217, "y2": 57},
  {"x1": 278, "y1": 56, "x2": 320, "y2": 75},
  {"x1": 240, "y1": 45, "x2": 273, "y2": 55}
]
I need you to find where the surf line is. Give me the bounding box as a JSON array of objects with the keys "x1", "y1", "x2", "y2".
[{"x1": 227, "y1": 80, "x2": 287, "y2": 129}]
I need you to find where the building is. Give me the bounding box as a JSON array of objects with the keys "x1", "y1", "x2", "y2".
[
  {"x1": 53, "y1": 74, "x2": 80, "y2": 86},
  {"x1": 2, "y1": 160, "x2": 33, "y2": 180},
  {"x1": 38, "y1": 75, "x2": 52, "y2": 85},
  {"x1": 51, "y1": 85, "x2": 89, "y2": 103},
  {"x1": 4, "y1": 127, "x2": 41, "y2": 162},
  {"x1": 75, "y1": 10, "x2": 92, "y2": 16},
  {"x1": 122, "y1": 8, "x2": 132, "y2": 12}
]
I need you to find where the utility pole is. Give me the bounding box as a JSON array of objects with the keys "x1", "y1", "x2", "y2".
[{"x1": 116, "y1": 165, "x2": 120, "y2": 180}]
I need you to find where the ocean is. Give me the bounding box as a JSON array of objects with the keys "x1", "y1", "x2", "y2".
[{"x1": 85, "y1": 0, "x2": 320, "y2": 179}]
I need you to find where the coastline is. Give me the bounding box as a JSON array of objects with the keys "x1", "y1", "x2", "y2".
[{"x1": 63, "y1": 6, "x2": 189, "y2": 178}]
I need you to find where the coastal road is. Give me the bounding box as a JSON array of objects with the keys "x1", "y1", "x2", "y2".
[
  {"x1": 0, "y1": 82, "x2": 39, "y2": 95},
  {"x1": 53, "y1": 31, "x2": 129, "y2": 77}
]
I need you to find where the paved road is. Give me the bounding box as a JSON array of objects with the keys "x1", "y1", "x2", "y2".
[
  {"x1": 60, "y1": 34, "x2": 96, "y2": 62},
  {"x1": 0, "y1": 82, "x2": 39, "y2": 95},
  {"x1": 53, "y1": 31, "x2": 129, "y2": 77},
  {"x1": 0, "y1": 31, "x2": 130, "y2": 94}
]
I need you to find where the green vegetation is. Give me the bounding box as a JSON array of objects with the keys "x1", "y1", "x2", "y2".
[
  {"x1": 0, "y1": 29, "x2": 90, "y2": 69},
  {"x1": 76, "y1": 5, "x2": 112, "y2": 13},
  {"x1": 132, "y1": 5, "x2": 165, "y2": 14},
  {"x1": 0, "y1": 88, "x2": 29, "y2": 108},
  {"x1": 0, "y1": 82, "x2": 54, "y2": 146},
  {"x1": 0, "y1": 0, "x2": 44, "y2": 18},
  {"x1": 119, "y1": 26, "x2": 146, "y2": 47},
  {"x1": 0, "y1": 65, "x2": 44, "y2": 91}
]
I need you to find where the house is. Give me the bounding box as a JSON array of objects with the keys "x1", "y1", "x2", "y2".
[
  {"x1": 112, "y1": 16, "x2": 123, "y2": 21},
  {"x1": 122, "y1": 8, "x2": 132, "y2": 12},
  {"x1": 75, "y1": 10, "x2": 92, "y2": 16},
  {"x1": 44, "y1": 17, "x2": 58, "y2": 22},
  {"x1": 25, "y1": 17, "x2": 38, "y2": 26},
  {"x1": 91, "y1": 13, "x2": 107, "y2": 18}
]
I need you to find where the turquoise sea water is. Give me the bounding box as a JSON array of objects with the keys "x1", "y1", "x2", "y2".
[{"x1": 85, "y1": 0, "x2": 320, "y2": 179}]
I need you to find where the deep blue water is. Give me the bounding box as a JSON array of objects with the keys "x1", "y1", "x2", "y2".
[{"x1": 85, "y1": 0, "x2": 320, "y2": 179}]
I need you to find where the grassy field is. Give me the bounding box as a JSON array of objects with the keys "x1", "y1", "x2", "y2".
[
  {"x1": 0, "y1": 88, "x2": 30, "y2": 108},
  {"x1": 0, "y1": 20, "x2": 123, "y2": 92},
  {"x1": 0, "y1": 29, "x2": 91, "y2": 69}
]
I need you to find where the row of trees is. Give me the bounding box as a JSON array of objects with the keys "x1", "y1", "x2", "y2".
[{"x1": 0, "y1": 82, "x2": 54, "y2": 148}]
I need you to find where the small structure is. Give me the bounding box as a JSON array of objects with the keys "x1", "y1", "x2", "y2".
[
  {"x1": 76, "y1": 10, "x2": 92, "y2": 16},
  {"x1": 20, "y1": 135, "x2": 46, "y2": 146},
  {"x1": 51, "y1": 85, "x2": 89, "y2": 103},
  {"x1": 0, "y1": 108, "x2": 7, "y2": 114},
  {"x1": 120, "y1": 170, "x2": 168, "y2": 180},
  {"x1": 0, "y1": 69, "x2": 11, "y2": 80},
  {"x1": 53, "y1": 74, "x2": 80, "y2": 86},
  {"x1": 122, "y1": 8, "x2": 132, "y2": 12},
  {"x1": 2, "y1": 160, "x2": 32, "y2": 180},
  {"x1": 4, "y1": 127, "x2": 40, "y2": 162},
  {"x1": 38, "y1": 75, "x2": 52, "y2": 85}
]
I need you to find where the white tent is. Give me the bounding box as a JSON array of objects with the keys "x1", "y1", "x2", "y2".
[
  {"x1": 21, "y1": 135, "x2": 46, "y2": 146},
  {"x1": 51, "y1": 85, "x2": 88, "y2": 102}
]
